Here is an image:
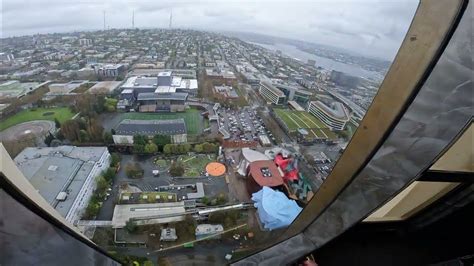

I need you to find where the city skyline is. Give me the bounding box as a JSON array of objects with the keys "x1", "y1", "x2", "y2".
[{"x1": 0, "y1": 0, "x2": 418, "y2": 60}]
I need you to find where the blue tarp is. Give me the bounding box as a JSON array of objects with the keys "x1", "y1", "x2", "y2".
[{"x1": 252, "y1": 187, "x2": 302, "y2": 231}]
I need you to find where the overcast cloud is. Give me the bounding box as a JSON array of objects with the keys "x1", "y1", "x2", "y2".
[{"x1": 0, "y1": 0, "x2": 418, "y2": 59}]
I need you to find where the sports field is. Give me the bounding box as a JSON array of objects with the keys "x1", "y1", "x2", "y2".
[
  {"x1": 0, "y1": 107, "x2": 75, "y2": 131},
  {"x1": 273, "y1": 108, "x2": 337, "y2": 139},
  {"x1": 122, "y1": 109, "x2": 202, "y2": 134}
]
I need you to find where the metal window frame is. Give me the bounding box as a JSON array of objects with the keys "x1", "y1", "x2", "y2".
[
  {"x1": 233, "y1": 0, "x2": 471, "y2": 264},
  {"x1": 0, "y1": 173, "x2": 122, "y2": 265}
]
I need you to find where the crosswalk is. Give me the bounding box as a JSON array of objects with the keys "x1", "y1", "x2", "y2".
[{"x1": 138, "y1": 183, "x2": 155, "y2": 192}]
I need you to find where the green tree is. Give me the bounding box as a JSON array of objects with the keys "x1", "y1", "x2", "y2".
[
  {"x1": 125, "y1": 162, "x2": 144, "y2": 178},
  {"x1": 133, "y1": 135, "x2": 147, "y2": 145},
  {"x1": 163, "y1": 144, "x2": 172, "y2": 155},
  {"x1": 110, "y1": 153, "x2": 121, "y2": 167},
  {"x1": 103, "y1": 132, "x2": 113, "y2": 144},
  {"x1": 153, "y1": 134, "x2": 171, "y2": 147},
  {"x1": 143, "y1": 261, "x2": 154, "y2": 266},
  {"x1": 144, "y1": 143, "x2": 158, "y2": 154},
  {"x1": 103, "y1": 168, "x2": 116, "y2": 182},
  {"x1": 96, "y1": 176, "x2": 108, "y2": 193},
  {"x1": 54, "y1": 118, "x2": 61, "y2": 128},
  {"x1": 194, "y1": 144, "x2": 203, "y2": 153},
  {"x1": 170, "y1": 144, "x2": 179, "y2": 154},
  {"x1": 125, "y1": 220, "x2": 138, "y2": 233},
  {"x1": 79, "y1": 129, "x2": 90, "y2": 142},
  {"x1": 169, "y1": 161, "x2": 185, "y2": 177},
  {"x1": 133, "y1": 144, "x2": 145, "y2": 154},
  {"x1": 44, "y1": 132, "x2": 55, "y2": 146}
]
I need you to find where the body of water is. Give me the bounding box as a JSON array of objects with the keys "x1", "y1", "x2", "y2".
[{"x1": 249, "y1": 42, "x2": 383, "y2": 80}]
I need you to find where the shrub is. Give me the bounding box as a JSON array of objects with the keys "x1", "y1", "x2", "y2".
[{"x1": 125, "y1": 162, "x2": 144, "y2": 178}]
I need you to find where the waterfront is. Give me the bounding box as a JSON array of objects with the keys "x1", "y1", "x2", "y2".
[{"x1": 249, "y1": 42, "x2": 383, "y2": 81}]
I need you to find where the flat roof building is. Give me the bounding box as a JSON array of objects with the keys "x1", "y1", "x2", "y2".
[
  {"x1": 246, "y1": 160, "x2": 284, "y2": 195},
  {"x1": 112, "y1": 202, "x2": 186, "y2": 228},
  {"x1": 308, "y1": 100, "x2": 350, "y2": 131},
  {"x1": 14, "y1": 146, "x2": 111, "y2": 223},
  {"x1": 259, "y1": 80, "x2": 286, "y2": 105},
  {"x1": 195, "y1": 224, "x2": 224, "y2": 240},
  {"x1": 113, "y1": 119, "x2": 187, "y2": 144}
]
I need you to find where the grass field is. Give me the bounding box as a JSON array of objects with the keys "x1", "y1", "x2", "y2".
[
  {"x1": 179, "y1": 154, "x2": 216, "y2": 177},
  {"x1": 0, "y1": 107, "x2": 75, "y2": 131},
  {"x1": 273, "y1": 108, "x2": 337, "y2": 140},
  {"x1": 122, "y1": 109, "x2": 202, "y2": 135}
]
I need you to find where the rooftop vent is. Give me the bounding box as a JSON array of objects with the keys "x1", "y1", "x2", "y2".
[
  {"x1": 56, "y1": 192, "x2": 67, "y2": 201},
  {"x1": 48, "y1": 165, "x2": 58, "y2": 171},
  {"x1": 260, "y1": 167, "x2": 272, "y2": 177}
]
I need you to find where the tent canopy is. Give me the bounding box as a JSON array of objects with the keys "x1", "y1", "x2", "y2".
[{"x1": 252, "y1": 187, "x2": 302, "y2": 231}]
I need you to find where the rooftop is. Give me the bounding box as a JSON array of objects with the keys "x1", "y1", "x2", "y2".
[
  {"x1": 14, "y1": 146, "x2": 108, "y2": 217},
  {"x1": 312, "y1": 100, "x2": 350, "y2": 120},
  {"x1": 112, "y1": 202, "x2": 186, "y2": 228},
  {"x1": 248, "y1": 160, "x2": 284, "y2": 187},
  {"x1": 115, "y1": 118, "x2": 187, "y2": 135},
  {"x1": 137, "y1": 92, "x2": 188, "y2": 101}
]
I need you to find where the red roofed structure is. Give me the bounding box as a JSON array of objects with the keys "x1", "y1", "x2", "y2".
[{"x1": 246, "y1": 160, "x2": 284, "y2": 195}]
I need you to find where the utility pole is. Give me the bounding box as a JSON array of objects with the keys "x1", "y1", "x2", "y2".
[
  {"x1": 103, "y1": 11, "x2": 106, "y2": 31},
  {"x1": 132, "y1": 10, "x2": 135, "y2": 28},
  {"x1": 169, "y1": 9, "x2": 173, "y2": 29}
]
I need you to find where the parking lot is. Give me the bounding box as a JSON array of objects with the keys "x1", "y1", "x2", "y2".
[{"x1": 218, "y1": 106, "x2": 276, "y2": 144}]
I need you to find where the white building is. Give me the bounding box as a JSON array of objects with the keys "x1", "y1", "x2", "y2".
[
  {"x1": 14, "y1": 146, "x2": 111, "y2": 223},
  {"x1": 195, "y1": 224, "x2": 224, "y2": 240},
  {"x1": 259, "y1": 80, "x2": 286, "y2": 105},
  {"x1": 307, "y1": 100, "x2": 350, "y2": 131},
  {"x1": 79, "y1": 38, "x2": 93, "y2": 46}
]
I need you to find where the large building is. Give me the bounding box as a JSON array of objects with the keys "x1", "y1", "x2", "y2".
[
  {"x1": 307, "y1": 100, "x2": 350, "y2": 131},
  {"x1": 258, "y1": 79, "x2": 312, "y2": 106},
  {"x1": 113, "y1": 118, "x2": 187, "y2": 144},
  {"x1": 93, "y1": 64, "x2": 125, "y2": 77},
  {"x1": 14, "y1": 146, "x2": 110, "y2": 223},
  {"x1": 274, "y1": 83, "x2": 313, "y2": 107},
  {"x1": 246, "y1": 160, "x2": 284, "y2": 195},
  {"x1": 259, "y1": 80, "x2": 286, "y2": 105},
  {"x1": 117, "y1": 70, "x2": 197, "y2": 112},
  {"x1": 137, "y1": 92, "x2": 188, "y2": 112}
]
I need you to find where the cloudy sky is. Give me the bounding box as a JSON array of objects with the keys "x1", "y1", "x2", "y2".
[{"x1": 0, "y1": 0, "x2": 418, "y2": 59}]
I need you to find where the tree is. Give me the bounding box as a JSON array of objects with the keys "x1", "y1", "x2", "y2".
[
  {"x1": 103, "y1": 168, "x2": 116, "y2": 182},
  {"x1": 54, "y1": 118, "x2": 61, "y2": 128},
  {"x1": 169, "y1": 161, "x2": 185, "y2": 177},
  {"x1": 86, "y1": 118, "x2": 104, "y2": 142},
  {"x1": 163, "y1": 144, "x2": 172, "y2": 155},
  {"x1": 125, "y1": 220, "x2": 138, "y2": 233},
  {"x1": 194, "y1": 144, "x2": 203, "y2": 153},
  {"x1": 79, "y1": 129, "x2": 90, "y2": 142},
  {"x1": 133, "y1": 144, "x2": 145, "y2": 154},
  {"x1": 103, "y1": 132, "x2": 113, "y2": 144},
  {"x1": 133, "y1": 135, "x2": 147, "y2": 145},
  {"x1": 144, "y1": 143, "x2": 158, "y2": 154},
  {"x1": 110, "y1": 153, "x2": 121, "y2": 167},
  {"x1": 96, "y1": 176, "x2": 108, "y2": 193},
  {"x1": 61, "y1": 119, "x2": 82, "y2": 141},
  {"x1": 44, "y1": 132, "x2": 55, "y2": 146},
  {"x1": 125, "y1": 162, "x2": 144, "y2": 178},
  {"x1": 153, "y1": 134, "x2": 171, "y2": 147}
]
